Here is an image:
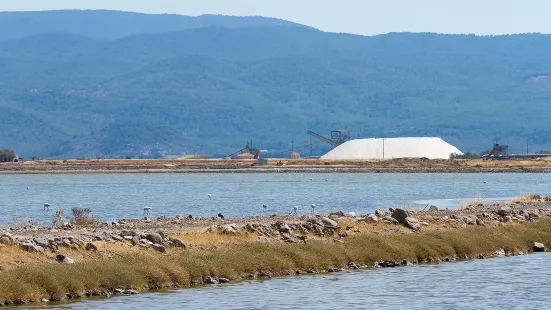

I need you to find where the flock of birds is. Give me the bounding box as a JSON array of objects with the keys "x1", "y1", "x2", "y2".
[{"x1": 41, "y1": 177, "x2": 329, "y2": 218}]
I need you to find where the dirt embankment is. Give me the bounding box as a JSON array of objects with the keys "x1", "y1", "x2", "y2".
[
  {"x1": 0, "y1": 198, "x2": 551, "y2": 305},
  {"x1": 2, "y1": 157, "x2": 551, "y2": 173}
]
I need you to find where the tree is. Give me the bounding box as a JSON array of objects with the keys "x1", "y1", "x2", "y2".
[
  {"x1": 450, "y1": 152, "x2": 480, "y2": 160},
  {"x1": 0, "y1": 149, "x2": 17, "y2": 162}
]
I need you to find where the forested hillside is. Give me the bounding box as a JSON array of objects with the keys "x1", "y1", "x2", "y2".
[{"x1": 1, "y1": 10, "x2": 551, "y2": 158}]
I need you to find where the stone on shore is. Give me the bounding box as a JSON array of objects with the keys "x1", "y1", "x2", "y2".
[
  {"x1": 20, "y1": 242, "x2": 44, "y2": 253},
  {"x1": 168, "y1": 237, "x2": 187, "y2": 249},
  {"x1": 151, "y1": 244, "x2": 166, "y2": 253},
  {"x1": 405, "y1": 217, "x2": 421, "y2": 231},
  {"x1": 321, "y1": 217, "x2": 339, "y2": 228},
  {"x1": 391, "y1": 208, "x2": 409, "y2": 224},
  {"x1": 533, "y1": 242, "x2": 545, "y2": 252},
  {"x1": 145, "y1": 233, "x2": 163, "y2": 244},
  {"x1": 498, "y1": 206, "x2": 512, "y2": 216},
  {"x1": 363, "y1": 214, "x2": 379, "y2": 223},
  {"x1": 203, "y1": 276, "x2": 218, "y2": 284},
  {"x1": 0, "y1": 232, "x2": 15, "y2": 245},
  {"x1": 85, "y1": 242, "x2": 98, "y2": 251}
]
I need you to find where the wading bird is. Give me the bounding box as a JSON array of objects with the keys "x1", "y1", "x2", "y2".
[
  {"x1": 143, "y1": 206, "x2": 152, "y2": 215},
  {"x1": 43, "y1": 203, "x2": 51, "y2": 211}
]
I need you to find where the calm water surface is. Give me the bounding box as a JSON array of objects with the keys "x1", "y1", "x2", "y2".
[
  {"x1": 0, "y1": 173, "x2": 550, "y2": 224},
  {"x1": 36, "y1": 253, "x2": 551, "y2": 310}
]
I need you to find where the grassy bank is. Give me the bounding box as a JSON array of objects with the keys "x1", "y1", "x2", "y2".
[{"x1": 1, "y1": 220, "x2": 550, "y2": 305}]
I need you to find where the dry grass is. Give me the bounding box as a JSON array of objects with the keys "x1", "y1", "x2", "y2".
[
  {"x1": 511, "y1": 194, "x2": 542, "y2": 203},
  {"x1": 1, "y1": 220, "x2": 551, "y2": 305},
  {"x1": 457, "y1": 194, "x2": 485, "y2": 211}
]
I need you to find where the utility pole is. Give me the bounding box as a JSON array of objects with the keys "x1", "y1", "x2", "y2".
[
  {"x1": 527, "y1": 139, "x2": 529, "y2": 154},
  {"x1": 382, "y1": 138, "x2": 385, "y2": 159},
  {"x1": 310, "y1": 136, "x2": 313, "y2": 158}
]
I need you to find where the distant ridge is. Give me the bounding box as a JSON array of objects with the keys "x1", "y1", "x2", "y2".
[{"x1": 0, "y1": 9, "x2": 311, "y2": 41}]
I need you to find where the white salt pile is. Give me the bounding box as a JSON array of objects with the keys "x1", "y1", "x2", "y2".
[{"x1": 321, "y1": 137, "x2": 463, "y2": 160}]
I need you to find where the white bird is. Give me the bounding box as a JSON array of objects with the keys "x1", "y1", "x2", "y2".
[
  {"x1": 143, "y1": 206, "x2": 152, "y2": 215},
  {"x1": 43, "y1": 203, "x2": 51, "y2": 211},
  {"x1": 310, "y1": 178, "x2": 313, "y2": 181},
  {"x1": 291, "y1": 206, "x2": 299, "y2": 216},
  {"x1": 325, "y1": 179, "x2": 329, "y2": 182},
  {"x1": 311, "y1": 204, "x2": 316, "y2": 214},
  {"x1": 208, "y1": 194, "x2": 212, "y2": 199}
]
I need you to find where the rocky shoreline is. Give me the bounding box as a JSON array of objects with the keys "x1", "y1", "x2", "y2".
[{"x1": 0, "y1": 198, "x2": 550, "y2": 305}]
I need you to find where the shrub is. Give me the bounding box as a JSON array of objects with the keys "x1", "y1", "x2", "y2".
[
  {"x1": 69, "y1": 208, "x2": 99, "y2": 226},
  {"x1": 0, "y1": 149, "x2": 17, "y2": 162},
  {"x1": 449, "y1": 152, "x2": 480, "y2": 160}
]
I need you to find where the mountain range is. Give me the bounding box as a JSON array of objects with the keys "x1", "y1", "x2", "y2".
[{"x1": 1, "y1": 10, "x2": 550, "y2": 158}]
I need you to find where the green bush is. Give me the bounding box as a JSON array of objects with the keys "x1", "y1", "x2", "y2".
[{"x1": 0, "y1": 149, "x2": 17, "y2": 162}]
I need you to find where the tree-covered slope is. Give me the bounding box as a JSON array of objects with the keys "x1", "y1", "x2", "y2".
[
  {"x1": 1, "y1": 12, "x2": 551, "y2": 158},
  {"x1": 0, "y1": 10, "x2": 306, "y2": 41}
]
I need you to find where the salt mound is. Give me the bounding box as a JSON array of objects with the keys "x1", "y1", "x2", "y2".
[{"x1": 321, "y1": 137, "x2": 463, "y2": 160}]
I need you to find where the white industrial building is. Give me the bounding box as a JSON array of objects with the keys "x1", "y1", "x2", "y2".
[{"x1": 320, "y1": 137, "x2": 463, "y2": 160}]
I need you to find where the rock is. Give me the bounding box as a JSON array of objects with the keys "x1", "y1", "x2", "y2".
[
  {"x1": 493, "y1": 248, "x2": 506, "y2": 257},
  {"x1": 145, "y1": 233, "x2": 163, "y2": 244},
  {"x1": 203, "y1": 276, "x2": 218, "y2": 284},
  {"x1": 111, "y1": 235, "x2": 124, "y2": 242},
  {"x1": 329, "y1": 214, "x2": 340, "y2": 221},
  {"x1": 476, "y1": 218, "x2": 486, "y2": 226},
  {"x1": 121, "y1": 230, "x2": 137, "y2": 237},
  {"x1": 218, "y1": 277, "x2": 230, "y2": 283},
  {"x1": 321, "y1": 217, "x2": 339, "y2": 228},
  {"x1": 277, "y1": 222, "x2": 291, "y2": 233},
  {"x1": 330, "y1": 211, "x2": 346, "y2": 217},
  {"x1": 157, "y1": 230, "x2": 166, "y2": 240},
  {"x1": 220, "y1": 224, "x2": 237, "y2": 235},
  {"x1": 85, "y1": 243, "x2": 97, "y2": 251},
  {"x1": 0, "y1": 232, "x2": 15, "y2": 245},
  {"x1": 381, "y1": 216, "x2": 399, "y2": 224},
  {"x1": 363, "y1": 214, "x2": 379, "y2": 223},
  {"x1": 256, "y1": 236, "x2": 269, "y2": 242},
  {"x1": 131, "y1": 236, "x2": 140, "y2": 246},
  {"x1": 56, "y1": 254, "x2": 75, "y2": 264},
  {"x1": 0, "y1": 236, "x2": 13, "y2": 245},
  {"x1": 502, "y1": 215, "x2": 512, "y2": 223},
  {"x1": 463, "y1": 216, "x2": 475, "y2": 225},
  {"x1": 376, "y1": 260, "x2": 401, "y2": 268},
  {"x1": 428, "y1": 205, "x2": 439, "y2": 212},
  {"x1": 391, "y1": 208, "x2": 409, "y2": 224},
  {"x1": 123, "y1": 289, "x2": 140, "y2": 295},
  {"x1": 498, "y1": 206, "x2": 512, "y2": 216},
  {"x1": 168, "y1": 237, "x2": 187, "y2": 249},
  {"x1": 533, "y1": 242, "x2": 545, "y2": 252},
  {"x1": 62, "y1": 222, "x2": 74, "y2": 230},
  {"x1": 348, "y1": 212, "x2": 356, "y2": 217},
  {"x1": 151, "y1": 244, "x2": 166, "y2": 253},
  {"x1": 20, "y1": 242, "x2": 44, "y2": 253},
  {"x1": 405, "y1": 217, "x2": 421, "y2": 231}
]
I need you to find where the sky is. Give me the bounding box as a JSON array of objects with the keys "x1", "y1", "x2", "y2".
[{"x1": 1, "y1": 0, "x2": 551, "y2": 36}]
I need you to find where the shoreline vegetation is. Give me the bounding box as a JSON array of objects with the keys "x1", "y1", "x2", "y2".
[
  {"x1": 0, "y1": 198, "x2": 550, "y2": 305},
  {"x1": 1, "y1": 158, "x2": 551, "y2": 174}
]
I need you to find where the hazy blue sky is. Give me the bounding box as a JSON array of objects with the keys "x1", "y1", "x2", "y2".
[{"x1": 2, "y1": 0, "x2": 550, "y2": 36}]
